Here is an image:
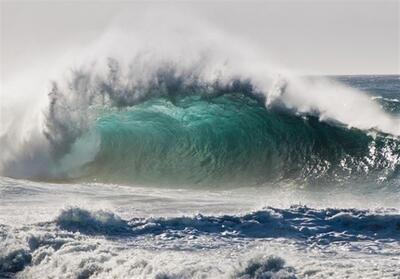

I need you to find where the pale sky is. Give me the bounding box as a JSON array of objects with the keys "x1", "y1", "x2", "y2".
[{"x1": 1, "y1": 0, "x2": 399, "y2": 78}]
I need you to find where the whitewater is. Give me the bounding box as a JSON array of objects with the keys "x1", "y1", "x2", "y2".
[{"x1": 1, "y1": 14, "x2": 400, "y2": 279}]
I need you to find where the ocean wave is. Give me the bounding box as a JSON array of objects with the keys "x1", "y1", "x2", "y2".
[
  {"x1": 0, "y1": 248, "x2": 31, "y2": 274},
  {"x1": 1, "y1": 41, "x2": 400, "y2": 185},
  {"x1": 3, "y1": 89, "x2": 400, "y2": 186},
  {"x1": 53, "y1": 206, "x2": 400, "y2": 241},
  {"x1": 233, "y1": 255, "x2": 296, "y2": 279},
  {"x1": 56, "y1": 207, "x2": 130, "y2": 235},
  {"x1": 83, "y1": 93, "x2": 400, "y2": 186}
]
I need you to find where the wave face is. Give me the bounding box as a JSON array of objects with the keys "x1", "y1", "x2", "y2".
[
  {"x1": 43, "y1": 70, "x2": 399, "y2": 186},
  {"x1": 64, "y1": 92, "x2": 399, "y2": 186}
]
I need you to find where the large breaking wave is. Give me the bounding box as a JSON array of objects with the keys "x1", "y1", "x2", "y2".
[
  {"x1": 51, "y1": 90, "x2": 400, "y2": 186},
  {"x1": 1, "y1": 19, "x2": 399, "y2": 186}
]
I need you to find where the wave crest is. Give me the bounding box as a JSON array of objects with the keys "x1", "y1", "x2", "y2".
[
  {"x1": 1, "y1": 29, "x2": 399, "y2": 183},
  {"x1": 56, "y1": 207, "x2": 129, "y2": 235}
]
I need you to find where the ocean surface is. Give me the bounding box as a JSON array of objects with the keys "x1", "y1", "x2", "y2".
[{"x1": 0, "y1": 73, "x2": 399, "y2": 278}]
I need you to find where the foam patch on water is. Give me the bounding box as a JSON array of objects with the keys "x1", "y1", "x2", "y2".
[{"x1": 1, "y1": 205, "x2": 400, "y2": 278}]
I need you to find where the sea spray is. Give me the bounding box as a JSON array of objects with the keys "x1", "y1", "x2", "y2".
[{"x1": 1, "y1": 13, "x2": 399, "y2": 184}]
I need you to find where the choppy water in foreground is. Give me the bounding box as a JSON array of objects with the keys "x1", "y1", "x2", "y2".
[{"x1": 0, "y1": 177, "x2": 399, "y2": 279}]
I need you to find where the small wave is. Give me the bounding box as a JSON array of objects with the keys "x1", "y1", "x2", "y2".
[
  {"x1": 0, "y1": 248, "x2": 31, "y2": 274},
  {"x1": 0, "y1": 225, "x2": 32, "y2": 276},
  {"x1": 56, "y1": 207, "x2": 130, "y2": 235},
  {"x1": 54, "y1": 206, "x2": 400, "y2": 242},
  {"x1": 234, "y1": 255, "x2": 296, "y2": 279}
]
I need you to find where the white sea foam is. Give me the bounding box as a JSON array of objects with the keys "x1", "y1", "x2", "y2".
[
  {"x1": 1, "y1": 203, "x2": 399, "y2": 278},
  {"x1": 0, "y1": 175, "x2": 399, "y2": 278}
]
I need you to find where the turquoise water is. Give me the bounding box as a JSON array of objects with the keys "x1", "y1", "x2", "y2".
[{"x1": 60, "y1": 92, "x2": 399, "y2": 187}]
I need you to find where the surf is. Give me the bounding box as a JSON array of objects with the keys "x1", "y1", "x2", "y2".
[{"x1": 1, "y1": 18, "x2": 399, "y2": 185}]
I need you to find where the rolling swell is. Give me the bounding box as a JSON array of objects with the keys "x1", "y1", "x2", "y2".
[{"x1": 63, "y1": 92, "x2": 400, "y2": 186}]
